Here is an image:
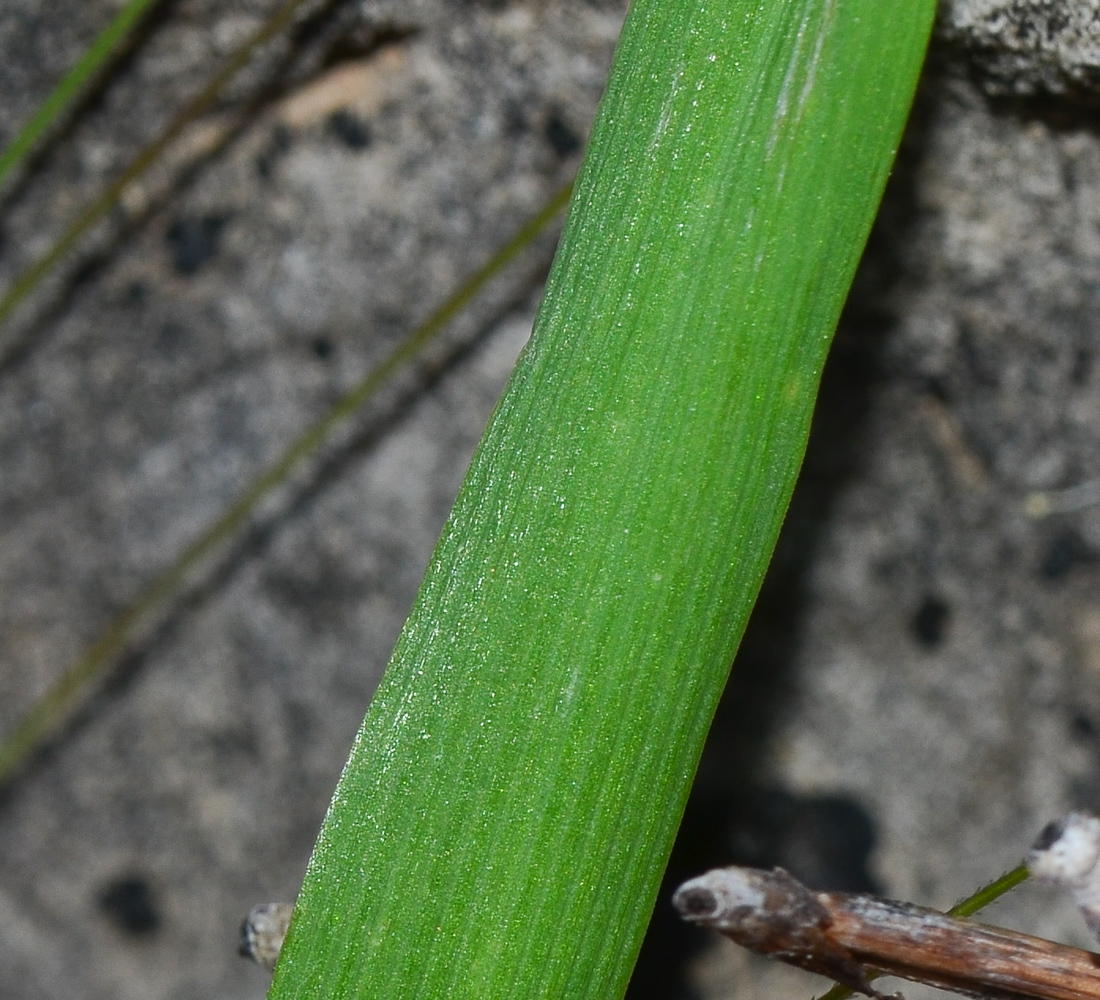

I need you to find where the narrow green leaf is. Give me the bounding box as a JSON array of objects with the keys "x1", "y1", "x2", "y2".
[
  {"x1": 949, "y1": 864, "x2": 1029, "y2": 918},
  {"x1": 269, "y1": 2, "x2": 936, "y2": 999}
]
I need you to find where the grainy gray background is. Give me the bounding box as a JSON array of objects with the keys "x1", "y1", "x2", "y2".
[{"x1": 2, "y1": 1, "x2": 1100, "y2": 999}]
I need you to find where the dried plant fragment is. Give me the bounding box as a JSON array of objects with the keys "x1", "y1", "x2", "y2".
[
  {"x1": 1028, "y1": 812, "x2": 1100, "y2": 940},
  {"x1": 675, "y1": 851, "x2": 1100, "y2": 1000},
  {"x1": 240, "y1": 902, "x2": 294, "y2": 972}
]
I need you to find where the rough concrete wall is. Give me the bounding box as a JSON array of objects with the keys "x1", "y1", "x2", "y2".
[{"x1": 2, "y1": 2, "x2": 1100, "y2": 999}]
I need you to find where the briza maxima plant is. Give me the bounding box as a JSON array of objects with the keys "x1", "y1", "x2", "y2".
[{"x1": 266, "y1": 3, "x2": 938, "y2": 1000}]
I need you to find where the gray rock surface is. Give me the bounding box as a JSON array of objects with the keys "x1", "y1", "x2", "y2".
[
  {"x1": 939, "y1": 0, "x2": 1100, "y2": 96},
  {"x1": 3, "y1": 2, "x2": 1100, "y2": 1000}
]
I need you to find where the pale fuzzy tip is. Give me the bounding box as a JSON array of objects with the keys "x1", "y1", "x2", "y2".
[
  {"x1": 1029, "y1": 813, "x2": 1100, "y2": 885},
  {"x1": 673, "y1": 867, "x2": 766, "y2": 928}
]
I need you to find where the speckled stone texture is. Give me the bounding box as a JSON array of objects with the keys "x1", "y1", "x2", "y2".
[
  {"x1": 939, "y1": 0, "x2": 1100, "y2": 96},
  {"x1": 3, "y1": 2, "x2": 1100, "y2": 999}
]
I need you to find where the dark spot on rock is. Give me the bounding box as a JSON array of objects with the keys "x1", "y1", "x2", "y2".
[
  {"x1": 544, "y1": 111, "x2": 581, "y2": 158},
  {"x1": 312, "y1": 336, "x2": 334, "y2": 359},
  {"x1": 1071, "y1": 713, "x2": 1096, "y2": 740},
  {"x1": 911, "y1": 594, "x2": 950, "y2": 649},
  {"x1": 126, "y1": 280, "x2": 149, "y2": 304},
  {"x1": 98, "y1": 875, "x2": 161, "y2": 936},
  {"x1": 71, "y1": 256, "x2": 100, "y2": 286},
  {"x1": 166, "y1": 215, "x2": 228, "y2": 276},
  {"x1": 157, "y1": 321, "x2": 187, "y2": 352},
  {"x1": 285, "y1": 701, "x2": 313, "y2": 741},
  {"x1": 958, "y1": 323, "x2": 999, "y2": 389},
  {"x1": 1072, "y1": 346, "x2": 1093, "y2": 386},
  {"x1": 503, "y1": 101, "x2": 528, "y2": 136},
  {"x1": 921, "y1": 374, "x2": 949, "y2": 402},
  {"x1": 256, "y1": 124, "x2": 292, "y2": 180},
  {"x1": 1040, "y1": 528, "x2": 1096, "y2": 580},
  {"x1": 208, "y1": 725, "x2": 260, "y2": 762},
  {"x1": 328, "y1": 109, "x2": 372, "y2": 150}
]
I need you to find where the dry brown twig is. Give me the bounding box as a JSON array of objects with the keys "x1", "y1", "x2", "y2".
[{"x1": 673, "y1": 812, "x2": 1100, "y2": 1000}]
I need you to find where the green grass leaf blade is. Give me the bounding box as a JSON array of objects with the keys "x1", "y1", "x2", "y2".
[
  {"x1": 268, "y1": 2, "x2": 936, "y2": 999},
  {"x1": 0, "y1": 0, "x2": 163, "y2": 189}
]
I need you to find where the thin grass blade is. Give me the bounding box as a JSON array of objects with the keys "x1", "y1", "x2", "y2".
[
  {"x1": 0, "y1": 0, "x2": 164, "y2": 191},
  {"x1": 0, "y1": 0, "x2": 315, "y2": 351}
]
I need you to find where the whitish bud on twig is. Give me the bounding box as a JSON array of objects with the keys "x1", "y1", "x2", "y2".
[
  {"x1": 1028, "y1": 812, "x2": 1100, "y2": 941},
  {"x1": 674, "y1": 861, "x2": 1100, "y2": 1000}
]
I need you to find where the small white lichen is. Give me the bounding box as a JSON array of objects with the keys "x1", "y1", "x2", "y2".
[{"x1": 1029, "y1": 813, "x2": 1100, "y2": 940}]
